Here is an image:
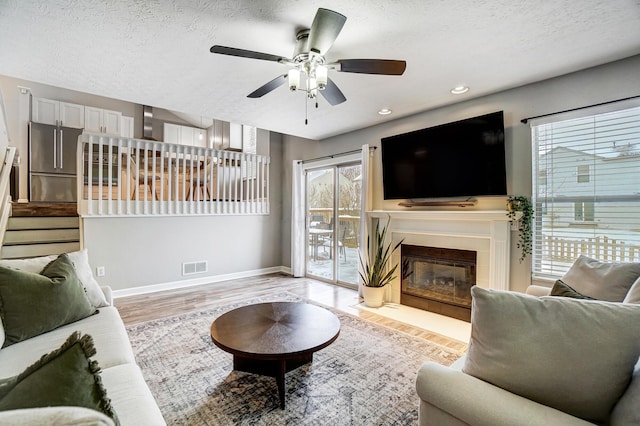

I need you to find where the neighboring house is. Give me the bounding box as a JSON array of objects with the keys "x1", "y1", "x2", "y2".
[{"x1": 537, "y1": 146, "x2": 640, "y2": 232}]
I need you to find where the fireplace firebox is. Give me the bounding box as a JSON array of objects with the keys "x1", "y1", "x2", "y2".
[{"x1": 401, "y1": 245, "x2": 476, "y2": 322}]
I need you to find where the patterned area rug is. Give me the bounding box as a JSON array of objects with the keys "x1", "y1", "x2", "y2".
[{"x1": 125, "y1": 292, "x2": 463, "y2": 425}]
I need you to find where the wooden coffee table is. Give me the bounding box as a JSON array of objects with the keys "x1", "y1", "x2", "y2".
[{"x1": 210, "y1": 302, "x2": 340, "y2": 409}]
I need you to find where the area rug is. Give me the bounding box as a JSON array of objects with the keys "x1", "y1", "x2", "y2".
[{"x1": 125, "y1": 292, "x2": 463, "y2": 425}]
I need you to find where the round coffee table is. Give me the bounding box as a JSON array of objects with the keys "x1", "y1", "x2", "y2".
[{"x1": 210, "y1": 302, "x2": 340, "y2": 409}]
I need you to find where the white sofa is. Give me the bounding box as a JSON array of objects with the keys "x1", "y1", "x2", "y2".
[
  {"x1": 0, "y1": 252, "x2": 165, "y2": 425},
  {"x1": 416, "y1": 256, "x2": 640, "y2": 426}
]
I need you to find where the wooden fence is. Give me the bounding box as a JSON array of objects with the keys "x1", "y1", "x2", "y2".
[{"x1": 542, "y1": 235, "x2": 640, "y2": 263}]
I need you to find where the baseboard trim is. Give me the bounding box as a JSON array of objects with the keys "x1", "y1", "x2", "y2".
[{"x1": 112, "y1": 266, "x2": 291, "y2": 299}]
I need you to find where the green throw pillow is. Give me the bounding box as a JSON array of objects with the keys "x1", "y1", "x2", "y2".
[
  {"x1": 0, "y1": 253, "x2": 96, "y2": 347},
  {"x1": 0, "y1": 332, "x2": 119, "y2": 424},
  {"x1": 549, "y1": 279, "x2": 595, "y2": 300}
]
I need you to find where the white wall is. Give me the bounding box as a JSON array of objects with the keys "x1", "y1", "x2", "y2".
[
  {"x1": 83, "y1": 214, "x2": 281, "y2": 291},
  {"x1": 279, "y1": 55, "x2": 640, "y2": 293}
]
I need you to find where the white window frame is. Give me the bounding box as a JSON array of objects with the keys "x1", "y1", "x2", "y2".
[{"x1": 530, "y1": 98, "x2": 640, "y2": 281}]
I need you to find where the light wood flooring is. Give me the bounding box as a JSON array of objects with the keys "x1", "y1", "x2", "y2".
[{"x1": 115, "y1": 273, "x2": 468, "y2": 353}]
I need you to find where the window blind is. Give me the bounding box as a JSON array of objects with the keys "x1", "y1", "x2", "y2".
[{"x1": 531, "y1": 104, "x2": 640, "y2": 280}]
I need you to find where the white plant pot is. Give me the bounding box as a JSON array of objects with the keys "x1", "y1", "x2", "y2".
[{"x1": 363, "y1": 285, "x2": 386, "y2": 308}]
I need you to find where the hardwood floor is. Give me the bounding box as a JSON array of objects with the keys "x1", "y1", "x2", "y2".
[{"x1": 115, "y1": 273, "x2": 468, "y2": 352}]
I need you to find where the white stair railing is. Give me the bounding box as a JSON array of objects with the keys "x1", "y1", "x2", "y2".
[
  {"x1": 76, "y1": 133, "x2": 270, "y2": 217},
  {"x1": 0, "y1": 146, "x2": 16, "y2": 246}
]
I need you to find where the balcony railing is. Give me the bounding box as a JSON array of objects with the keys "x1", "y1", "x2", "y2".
[{"x1": 77, "y1": 133, "x2": 270, "y2": 216}]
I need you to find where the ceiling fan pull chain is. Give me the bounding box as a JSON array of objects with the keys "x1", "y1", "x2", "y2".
[{"x1": 305, "y1": 95, "x2": 309, "y2": 125}]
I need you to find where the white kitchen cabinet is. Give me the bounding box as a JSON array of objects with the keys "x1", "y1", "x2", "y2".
[
  {"x1": 163, "y1": 123, "x2": 207, "y2": 147},
  {"x1": 163, "y1": 123, "x2": 180, "y2": 144},
  {"x1": 121, "y1": 116, "x2": 134, "y2": 138},
  {"x1": 180, "y1": 126, "x2": 194, "y2": 146},
  {"x1": 32, "y1": 97, "x2": 84, "y2": 128},
  {"x1": 85, "y1": 106, "x2": 122, "y2": 135},
  {"x1": 228, "y1": 122, "x2": 243, "y2": 150}
]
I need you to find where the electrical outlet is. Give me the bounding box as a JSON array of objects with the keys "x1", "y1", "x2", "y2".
[{"x1": 96, "y1": 266, "x2": 106, "y2": 277}]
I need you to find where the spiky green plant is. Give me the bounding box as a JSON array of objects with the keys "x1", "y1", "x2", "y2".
[{"x1": 359, "y1": 219, "x2": 403, "y2": 288}]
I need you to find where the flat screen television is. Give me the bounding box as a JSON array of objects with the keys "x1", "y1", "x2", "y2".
[{"x1": 381, "y1": 111, "x2": 507, "y2": 200}]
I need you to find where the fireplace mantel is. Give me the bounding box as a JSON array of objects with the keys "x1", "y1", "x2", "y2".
[
  {"x1": 368, "y1": 210, "x2": 513, "y2": 222},
  {"x1": 367, "y1": 210, "x2": 512, "y2": 304}
]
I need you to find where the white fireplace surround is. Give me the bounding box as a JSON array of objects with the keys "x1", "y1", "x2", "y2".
[{"x1": 367, "y1": 210, "x2": 512, "y2": 304}]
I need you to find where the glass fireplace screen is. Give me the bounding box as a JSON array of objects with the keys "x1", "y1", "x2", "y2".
[{"x1": 401, "y1": 245, "x2": 476, "y2": 308}]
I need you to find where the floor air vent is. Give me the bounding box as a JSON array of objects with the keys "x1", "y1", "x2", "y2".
[{"x1": 182, "y1": 261, "x2": 208, "y2": 276}]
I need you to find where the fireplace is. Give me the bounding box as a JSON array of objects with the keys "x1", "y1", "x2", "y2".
[{"x1": 401, "y1": 244, "x2": 476, "y2": 322}]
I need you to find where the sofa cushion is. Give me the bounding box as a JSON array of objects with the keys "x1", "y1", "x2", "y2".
[
  {"x1": 100, "y1": 364, "x2": 165, "y2": 426},
  {"x1": 0, "y1": 254, "x2": 96, "y2": 347},
  {"x1": 0, "y1": 406, "x2": 115, "y2": 425},
  {"x1": 0, "y1": 307, "x2": 136, "y2": 376},
  {"x1": 549, "y1": 279, "x2": 595, "y2": 300},
  {"x1": 0, "y1": 249, "x2": 109, "y2": 308},
  {"x1": 463, "y1": 286, "x2": 640, "y2": 424},
  {"x1": 0, "y1": 332, "x2": 119, "y2": 424},
  {"x1": 610, "y1": 358, "x2": 640, "y2": 425},
  {"x1": 561, "y1": 255, "x2": 640, "y2": 302},
  {"x1": 623, "y1": 277, "x2": 640, "y2": 304},
  {"x1": 0, "y1": 316, "x2": 4, "y2": 349}
]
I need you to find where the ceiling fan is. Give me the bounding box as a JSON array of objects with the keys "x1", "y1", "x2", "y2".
[{"x1": 210, "y1": 8, "x2": 406, "y2": 112}]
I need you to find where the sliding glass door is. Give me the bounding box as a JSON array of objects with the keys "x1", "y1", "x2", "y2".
[{"x1": 306, "y1": 162, "x2": 361, "y2": 288}]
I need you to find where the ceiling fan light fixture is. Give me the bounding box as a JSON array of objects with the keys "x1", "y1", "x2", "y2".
[
  {"x1": 450, "y1": 85, "x2": 469, "y2": 95},
  {"x1": 378, "y1": 108, "x2": 392, "y2": 115},
  {"x1": 288, "y1": 69, "x2": 300, "y2": 91},
  {"x1": 316, "y1": 65, "x2": 328, "y2": 90},
  {"x1": 308, "y1": 76, "x2": 318, "y2": 98}
]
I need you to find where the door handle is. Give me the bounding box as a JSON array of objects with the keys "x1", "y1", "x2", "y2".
[
  {"x1": 59, "y1": 129, "x2": 64, "y2": 169},
  {"x1": 53, "y1": 129, "x2": 57, "y2": 169}
]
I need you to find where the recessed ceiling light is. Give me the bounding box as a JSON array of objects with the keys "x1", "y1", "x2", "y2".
[
  {"x1": 450, "y1": 86, "x2": 469, "y2": 95},
  {"x1": 378, "y1": 108, "x2": 392, "y2": 115}
]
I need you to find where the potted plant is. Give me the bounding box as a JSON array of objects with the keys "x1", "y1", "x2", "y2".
[
  {"x1": 359, "y1": 218, "x2": 403, "y2": 307},
  {"x1": 507, "y1": 195, "x2": 534, "y2": 262}
]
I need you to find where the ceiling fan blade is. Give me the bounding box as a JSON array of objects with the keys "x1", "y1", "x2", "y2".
[
  {"x1": 247, "y1": 74, "x2": 288, "y2": 98},
  {"x1": 307, "y1": 8, "x2": 347, "y2": 55},
  {"x1": 320, "y1": 78, "x2": 347, "y2": 106},
  {"x1": 337, "y1": 59, "x2": 407, "y2": 75},
  {"x1": 210, "y1": 45, "x2": 286, "y2": 62}
]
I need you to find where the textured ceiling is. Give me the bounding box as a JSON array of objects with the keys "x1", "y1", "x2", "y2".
[{"x1": 1, "y1": 0, "x2": 639, "y2": 140}]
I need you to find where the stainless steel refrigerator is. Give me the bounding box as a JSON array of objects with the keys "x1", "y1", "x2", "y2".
[{"x1": 29, "y1": 122, "x2": 83, "y2": 202}]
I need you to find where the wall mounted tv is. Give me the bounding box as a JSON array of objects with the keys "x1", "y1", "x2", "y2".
[{"x1": 381, "y1": 111, "x2": 507, "y2": 200}]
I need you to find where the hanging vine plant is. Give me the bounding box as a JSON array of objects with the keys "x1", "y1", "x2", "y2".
[{"x1": 507, "y1": 196, "x2": 534, "y2": 262}]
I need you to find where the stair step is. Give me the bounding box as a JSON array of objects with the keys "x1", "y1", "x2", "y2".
[
  {"x1": 7, "y1": 216, "x2": 80, "y2": 231},
  {"x1": 3, "y1": 228, "x2": 80, "y2": 245},
  {"x1": 11, "y1": 202, "x2": 78, "y2": 217},
  {"x1": 1, "y1": 242, "x2": 81, "y2": 259}
]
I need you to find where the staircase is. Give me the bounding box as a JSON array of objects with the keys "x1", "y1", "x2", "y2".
[{"x1": 1, "y1": 203, "x2": 80, "y2": 259}]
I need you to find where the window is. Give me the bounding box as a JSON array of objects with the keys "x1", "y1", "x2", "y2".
[
  {"x1": 531, "y1": 102, "x2": 640, "y2": 279},
  {"x1": 574, "y1": 201, "x2": 594, "y2": 222},
  {"x1": 576, "y1": 165, "x2": 590, "y2": 183}
]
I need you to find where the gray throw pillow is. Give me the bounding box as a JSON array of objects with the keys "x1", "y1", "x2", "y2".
[
  {"x1": 0, "y1": 254, "x2": 96, "y2": 347},
  {"x1": 463, "y1": 286, "x2": 640, "y2": 424},
  {"x1": 561, "y1": 255, "x2": 640, "y2": 302}
]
